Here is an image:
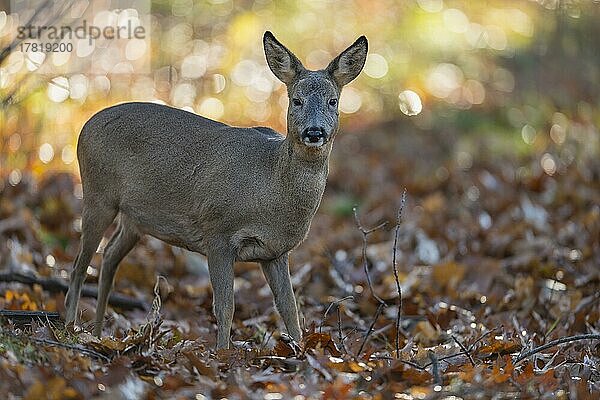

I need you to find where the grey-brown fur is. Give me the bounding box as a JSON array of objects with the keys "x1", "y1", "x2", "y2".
[{"x1": 64, "y1": 32, "x2": 368, "y2": 349}]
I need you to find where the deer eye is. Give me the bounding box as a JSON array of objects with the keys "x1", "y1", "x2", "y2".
[
  {"x1": 292, "y1": 98, "x2": 303, "y2": 107},
  {"x1": 328, "y1": 98, "x2": 338, "y2": 107}
]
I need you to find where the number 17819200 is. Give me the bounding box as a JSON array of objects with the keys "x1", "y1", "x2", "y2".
[{"x1": 20, "y1": 42, "x2": 73, "y2": 52}]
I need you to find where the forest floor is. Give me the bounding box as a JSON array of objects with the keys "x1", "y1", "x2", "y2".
[{"x1": 0, "y1": 121, "x2": 599, "y2": 399}]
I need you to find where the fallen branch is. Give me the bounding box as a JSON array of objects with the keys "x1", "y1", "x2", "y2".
[
  {"x1": 0, "y1": 271, "x2": 147, "y2": 310},
  {"x1": 392, "y1": 189, "x2": 407, "y2": 358},
  {"x1": 0, "y1": 310, "x2": 61, "y2": 322},
  {"x1": 513, "y1": 333, "x2": 600, "y2": 364}
]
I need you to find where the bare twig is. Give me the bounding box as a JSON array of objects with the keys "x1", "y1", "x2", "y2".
[
  {"x1": 451, "y1": 334, "x2": 475, "y2": 366},
  {"x1": 371, "y1": 348, "x2": 477, "y2": 371},
  {"x1": 320, "y1": 295, "x2": 354, "y2": 332},
  {"x1": 468, "y1": 327, "x2": 500, "y2": 351},
  {"x1": 400, "y1": 328, "x2": 502, "y2": 370},
  {"x1": 0, "y1": 270, "x2": 147, "y2": 310},
  {"x1": 513, "y1": 333, "x2": 600, "y2": 364},
  {"x1": 353, "y1": 208, "x2": 388, "y2": 235},
  {"x1": 353, "y1": 207, "x2": 387, "y2": 305},
  {"x1": 432, "y1": 350, "x2": 468, "y2": 366},
  {"x1": 357, "y1": 302, "x2": 384, "y2": 356},
  {"x1": 337, "y1": 306, "x2": 346, "y2": 353},
  {"x1": 368, "y1": 355, "x2": 428, "y2": 370},
  {"x1": 392, "y1": 188, "x2": 407, "y2": 358},
  {"x1": 400, "y1": 358, "x2": 428, "y2": 370},
  {"x1": 342, "y1": 328, "x2": 358, "y2": 342}
]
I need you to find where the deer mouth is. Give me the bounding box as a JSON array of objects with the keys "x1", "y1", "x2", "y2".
[
  {"x1": 302, "y1": 136, "x2": 326, "y2": 147},
  {"x1": 301, "y1": 129, "x2": 327, "y2": 147}
]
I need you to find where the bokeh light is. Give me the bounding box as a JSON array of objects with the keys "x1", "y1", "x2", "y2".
[
  {"x1": 39, "y1": 143, "x2": 55, "y2": 164},
  {"x1": 398, "y1": 90, "x2": 423, "y2": 116}
]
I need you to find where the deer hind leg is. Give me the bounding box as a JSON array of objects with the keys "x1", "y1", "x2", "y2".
[
  {"x1": 93, "y1": 215, "x2": 140, "y2": 337},
  {"x1": 65, "y1": 201, "x2": 117, "y2": 325}
]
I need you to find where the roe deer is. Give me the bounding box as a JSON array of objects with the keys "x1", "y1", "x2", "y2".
[{"x1": 64, "y1": 31, "x2": 368, "y2": 349}]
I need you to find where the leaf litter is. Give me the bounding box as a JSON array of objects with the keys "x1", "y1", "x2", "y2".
[{"x1": 0, "y1": 126, "x2": 599, "y2": 398}]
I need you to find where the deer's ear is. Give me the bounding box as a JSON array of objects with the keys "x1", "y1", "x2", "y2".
[
  {"x1": 327, "y1": 36, "x2": 368, "y2": 87},
  {"x1": 264, "y1": 31, "x2": 304, "y2": 85}
]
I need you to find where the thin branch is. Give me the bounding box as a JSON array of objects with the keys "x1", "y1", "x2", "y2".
[
  {"x1": 392, "y1": 188, "x2": 407, "y2": 358},
  {"x1": 400, "y1": 358, "x2": 428, "y2": 370},
  {"x1": 468, "y1": 327, "x2": 501, "y2": 351},
  {"x1": 341, "y1": 328, "x2": 358, "y2": 342},
  {"x1": 451, "y1": 334, "x2": 475, "y2": 366},
  {"x1": 368, "y1": 355, "x2": 427, "y2": 370},
  {"x1": 337, "y1": 305, "x2": 346, "y2": 353},
  {"x1": 403, "y1": 328, "x2": 503, "y2": 369},
  {"x1": 357, "y1": 302, "x2": 384, "y2": 357},
  {"x1": 370, "y1": 349, "x2": 475, "y2": 371},
  {"x1": 513, "y1": 333, "x2": 600, "y2": 364},
  {"x1": 320, "y1": 295, "x2": 354, "y2": 332},
  {"x1": 423, "y1": 349, "x2": 475, "y2": 369},
  {"x1": 353, "y1": 207, "x2": 387, "y2": 305},
  {"x1": 353, "y1": 208, "x2": 388, "y2": 236}
]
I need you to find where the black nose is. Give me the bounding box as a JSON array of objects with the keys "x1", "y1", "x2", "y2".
[{"x1": 302, "y1": 127, "x2": 325, "y2": 143}]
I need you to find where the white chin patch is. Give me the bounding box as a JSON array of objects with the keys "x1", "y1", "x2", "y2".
[{"x1": 303, "y1": 137, "x2": 325, "y2": 147}]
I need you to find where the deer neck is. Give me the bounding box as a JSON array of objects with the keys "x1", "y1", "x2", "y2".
[{"x1": 275, "y1": 134, "x2": 330, "y2": 206}]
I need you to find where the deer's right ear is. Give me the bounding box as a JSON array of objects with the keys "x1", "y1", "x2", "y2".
[{"x1": 263, "y1": 31, "x2": 304, "y2": 85}]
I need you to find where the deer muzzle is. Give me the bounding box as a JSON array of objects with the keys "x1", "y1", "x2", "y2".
[{"x1": 301, "y1": 127, "x2": 327, "y2": 147}]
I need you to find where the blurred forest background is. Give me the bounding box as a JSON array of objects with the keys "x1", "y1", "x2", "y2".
[
  {"x1": 2, "y1": 0, "x2": 599, "y2": 177},
  {"x1": 1, "y1": 0, "x2": 599, "y2": 398}
]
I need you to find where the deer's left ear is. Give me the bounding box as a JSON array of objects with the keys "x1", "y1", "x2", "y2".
[{"x1": 326, "y1": 36, "x2": 368, "y2": 88}]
